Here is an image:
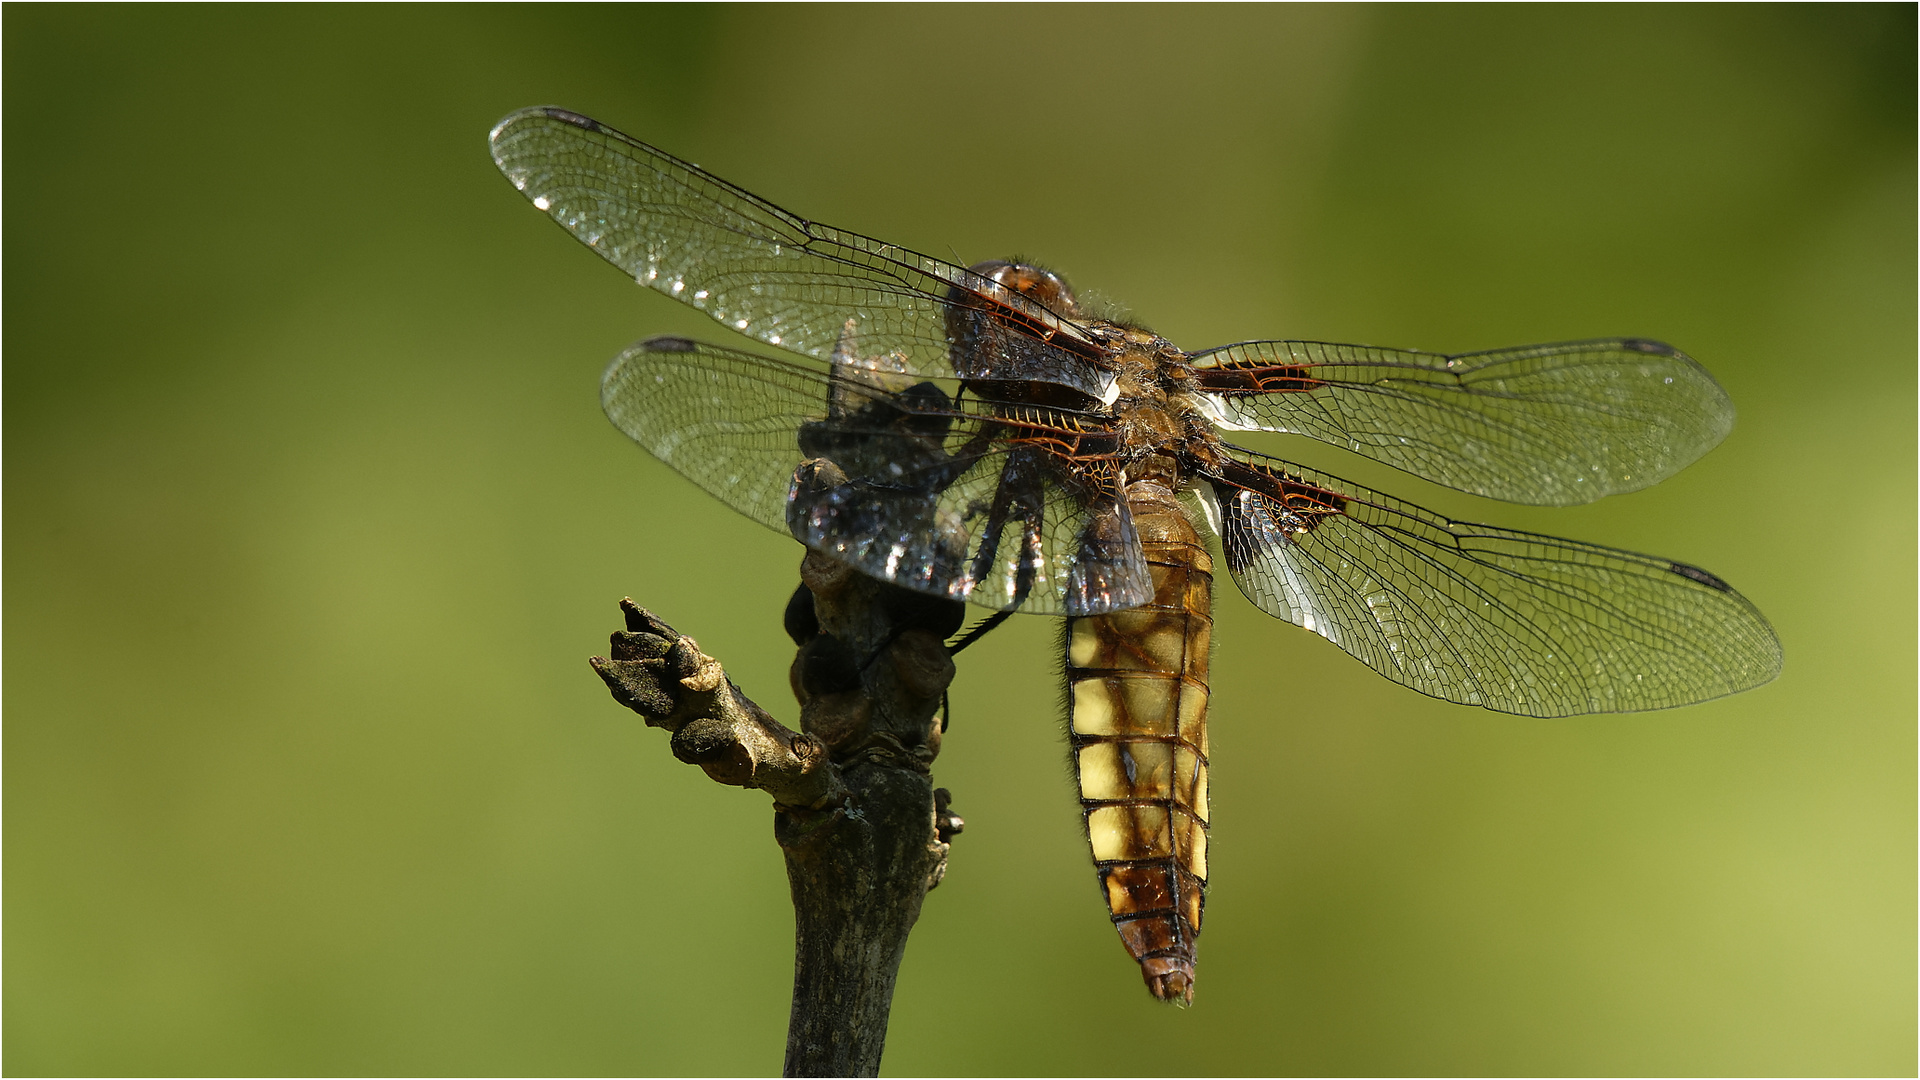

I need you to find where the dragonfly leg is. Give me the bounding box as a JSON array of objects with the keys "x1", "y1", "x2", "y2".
[{"x1": 947, "y1": 609, "x2": 1014, "y2": 655}]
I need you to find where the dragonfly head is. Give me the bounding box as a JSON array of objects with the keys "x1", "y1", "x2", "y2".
[{"x1": 969, "y1": 260, "x2": 1081, "y2": 319}]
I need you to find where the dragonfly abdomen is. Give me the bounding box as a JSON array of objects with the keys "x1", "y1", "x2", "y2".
[{"x1": 1063, "y1": 479, "x2": 1212, "y2": 1005}]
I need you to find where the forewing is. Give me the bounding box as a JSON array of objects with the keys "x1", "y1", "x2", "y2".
[
  {"x1": 1205, "y1": 447, "x2": 1780, "y2": 716},
  {"x1": 491, "y1": 107, "x2": 1114, "y2": 399},
  {"x1": 600, "y1": 337, "x2": 1150, "y2": 615},
  {"x1": 1189, "y1": 338, "x2": 1734, "y2": 505}
]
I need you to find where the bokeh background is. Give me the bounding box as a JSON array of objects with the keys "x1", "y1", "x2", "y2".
[{"x1": 7, "y1": 5, "x2": 1913, "y2": 1075}]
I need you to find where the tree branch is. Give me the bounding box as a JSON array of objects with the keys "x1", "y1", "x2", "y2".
[{"x1": 589, "y1": 552, "x2": 965, "y2": 1077}]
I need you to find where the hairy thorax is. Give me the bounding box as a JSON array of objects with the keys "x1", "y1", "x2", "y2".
[{"x1": 1088, "y1": 323, "x2": 1225, "y2": 488}]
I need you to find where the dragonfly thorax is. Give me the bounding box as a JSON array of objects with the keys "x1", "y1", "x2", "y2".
[{"x1": 1093, "y1": 332, "x2": 1232, "y2": 489}]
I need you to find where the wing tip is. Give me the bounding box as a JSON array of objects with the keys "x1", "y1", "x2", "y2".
[
  {"x1": 488, "y1": 105, "x2": 603, "y2": 151},
  {"x1": 1618, "y1": 336, "x2": 1681, "y2": 358},
  {"x1": 601, "y1": 335, "x2": 705, "y2": 406},
  {"x1": 638, "y1": 334, "x2": 698, "y2": 354},
  {"x1": 1668, "y1": 560, "x2": 1733, "y2": 592}
]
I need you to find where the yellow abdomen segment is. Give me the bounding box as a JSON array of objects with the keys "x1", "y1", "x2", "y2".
[{"x1": 1064, "y1": 481, "x2": 1212, "y2": 1005}]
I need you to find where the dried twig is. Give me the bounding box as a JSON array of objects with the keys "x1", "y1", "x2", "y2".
[{"x1": 589, "y1": 552, "x2": 965, "y2": 1077}]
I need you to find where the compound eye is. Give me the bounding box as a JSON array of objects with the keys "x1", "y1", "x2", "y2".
[{"x1": 969, "y1": 260, "x2": 1079, "y2": 317}]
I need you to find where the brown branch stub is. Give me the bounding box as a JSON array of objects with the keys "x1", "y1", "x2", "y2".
[
  {"x1": 590, "y1": 554, "x2": 968, "y2": 1077},
  {"x1": 589, "y1": 599, "x2": 846, "y2": 810}
]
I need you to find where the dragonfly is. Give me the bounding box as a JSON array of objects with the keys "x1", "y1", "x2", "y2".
[{"x1": 490, "y1": 106, "x2": 1781, "y2": 1006}]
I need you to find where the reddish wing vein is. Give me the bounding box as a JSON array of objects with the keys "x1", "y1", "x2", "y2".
[{"x1": 1189, "y1": 338, "x2": 1735, "y2": 506}]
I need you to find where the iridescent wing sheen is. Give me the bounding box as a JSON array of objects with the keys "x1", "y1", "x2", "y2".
[
  {"x1": 490, "y1": 107, "x2": 1116, "y2": 401},
  {"x1": 1188, "y1": 338, "x2": 1734, "y2": 506},
  {"x1": 1202, "y1": 445, "x2": 1780, "y2": 716},
  {"x1": 599, "y1": 336, "x2": 1151, "y2": 616}
]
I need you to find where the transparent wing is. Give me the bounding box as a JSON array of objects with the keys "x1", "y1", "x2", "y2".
[
  {"x1": 1203, "y1": 446, "x2": 1780, "y2": 716},
  {"x1": 600, "y1": 335, "x2": 1150, "y2": 616},
  {"x1": 491, "y1": 107, "x2": 1116, "y2": 401},
  {"x1": 1188, "y1": 338, "x2": 1735, "y2": 505}
]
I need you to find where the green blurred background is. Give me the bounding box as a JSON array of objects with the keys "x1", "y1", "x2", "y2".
[{"x1": 7, "y1": 5, "x2": 1913, "y2": 1075}]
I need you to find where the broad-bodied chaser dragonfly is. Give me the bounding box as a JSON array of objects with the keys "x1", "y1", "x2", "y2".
[{"x1": 491, "y1": 107, "x2": 1780, "y2": 1005}]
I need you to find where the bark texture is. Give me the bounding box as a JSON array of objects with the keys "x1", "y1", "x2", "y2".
[{"x1": 589, "y1": 551, "x2": 965, "y2": 1077}]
